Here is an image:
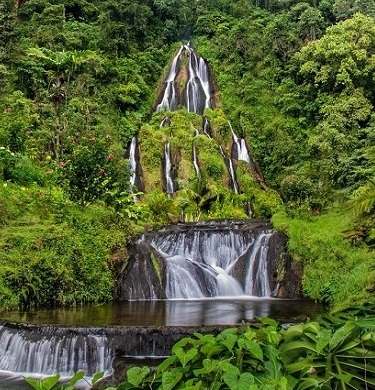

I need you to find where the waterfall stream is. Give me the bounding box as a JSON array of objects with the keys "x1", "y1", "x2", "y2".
[
  {"x1": 219, "y1": 146, "x2": 239, "y2": 193},
  {"x1": 164, "y1": 143, "x2": 175, "y2": 195},
  {"x1": 0, "y1": 326, "x2": 112, "y2": 376},
  {"x1": 156, "y1": 46, "x2": 184, "y2": 112},
  {"x1": 120, "y1": 221, "x2": 280, "y2": 300},
  {"x1": 229, "y1": 122, "x2": 251, "y2": 164},
  {"x1": 192, "y1": 145, "x2": 200, "y2": 177},
  {"x1": 151, "y1": 228, "x2": 272, "y2": 298},
  {"x1": 129, "y1": 137, "x2": 138, "y2": 188},
  {"x1": 186, "y1": 45, "x2": 211, "y2": 114}
]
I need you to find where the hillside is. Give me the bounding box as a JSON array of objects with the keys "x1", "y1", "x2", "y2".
[{"x1": 1, "y1": 0, "x2": 375, "y2": 310}]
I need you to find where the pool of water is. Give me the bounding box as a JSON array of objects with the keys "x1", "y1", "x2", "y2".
[
  {"x1": 0, "y1": 298, "x2": 324, "y2": 327},
  {"x1": 0, "y1": 298, "x2": 324, "y2": 389}
]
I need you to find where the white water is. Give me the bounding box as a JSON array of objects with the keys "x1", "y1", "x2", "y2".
[
  {"x1": 219, "y1": 146, "x2": 239, "y2": 194},
  {"x1": 203, "y1": 117, "x2": 211, "y2": 138},
  {"x1": 0, "y1": 326, "x2": 112, "y2": 376},
  {"x1": 244, "y1": 233, "x2": 272, "y2": 296},
  {"x1": 164, "y1": 142, "x2": 175, "y2": 195},
  {"x1": 186, "y1": 45, "x2": 211, "y2": 114},
  {"x1": 156, "y1": 44, "x2": 212, "y2": 115},
  {"x1": 192, "y1": 145, "x2": 200, "y2": 177},
  {"x1": 229, "y1": 122, "x2": 251, "y2": 164},
  {"x1": 129, "y1": 136, "x2": 137, "y2": 188},
  {"x1": 156, "y1": 46, "x2": 184, "y2": 112},
  {"x1": 228, "y1": 158, "x2": 239, "y2": 194},
  {"x1": 149, "y1": 228, "x2": 274, "y2": 299}
]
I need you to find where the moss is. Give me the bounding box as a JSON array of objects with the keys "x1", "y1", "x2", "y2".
[{"x1": 150, "y1": 253, "x2": 163, "y2": 284}]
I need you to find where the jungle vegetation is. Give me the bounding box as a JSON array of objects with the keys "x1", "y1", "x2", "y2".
[{"x1": 1, "y1": 0, "x2": 375, "y2": 310}]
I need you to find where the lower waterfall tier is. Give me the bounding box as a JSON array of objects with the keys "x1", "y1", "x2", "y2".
[{"x1": 117, "y1": 220, "x2": 298, "y2": 301}]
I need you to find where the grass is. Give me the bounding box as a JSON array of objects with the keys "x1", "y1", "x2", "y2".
[{"x1": 272, "y1": 208, "x2": 375, "y2": 310}]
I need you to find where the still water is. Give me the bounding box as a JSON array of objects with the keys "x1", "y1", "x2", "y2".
[
  {"x1": 0, "y1": 298, "x2": 324, "y2": 389},
  {"x1": 0, "y1": 298, "x2": 324, "y2": 327}
]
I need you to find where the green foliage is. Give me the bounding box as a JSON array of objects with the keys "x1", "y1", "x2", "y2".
[
  {"x1": 119, "y1": 321, "x2": 293, "y2": 390},
  {"x1": 24, "y1": 370, "x2": 104, "y2": 389},
  {"x1": 280, "y1": 315, "x2": 375, "y2": 389},
  {"x1": 0, "y1": 183, "x2": 135, "y2": 309},
  {"x1": 0, "y1": 0, "x2": 375, "y2": 313},
  {"x1": 59, "y1": 137, "x2": 129, "y2": 206},
  {"x1": 86, "y1": 308, "x2": 375, "y2": 389},
  {"x1": 272, "y1": 210, "x2": 375, "y2": 309}
]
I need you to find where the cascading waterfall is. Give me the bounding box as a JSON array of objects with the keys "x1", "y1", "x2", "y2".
[
  {"x1": 0, "y1": 326, "x2": 112, "y2": 376},
  {"x1": 156, "y1": 227, "x2": 272, "y2": 298},
  {"x1": 185, "y1": 45, "x2": 212, "y2": 114},
  {"x1": 129, "y1": 136, "x2": 138, "y2": 188},
  {"x1": 229, "y1": 122, "x2": 251, "y2": 164},
  {"x1": 192, "y1": 144, "x2": 200, "y2": 177},
  {"x1": 228, "y1": 158, "x2": 239, "y2": 194},
  {"x1": 156, "y1": 46, "x2": 184, "y2": 112},
  {"x1": 164, "y1": 142, "x2": 175, "y2": 195},
  {"x1": 243, "y1": 233, "x2": 272, "y2": 296},
  {"x1": 219, "y1": 146, "x2": 239, "y2": 194},
  {"x1": 156, "y1": 43, "x2": 213, "y2": 115},
  {"x1": 203, "y1": 117, "x2": 212, "y2": 138},
  {"x1": 120, "y1": 221, "x2": 279, "y2": 300}
]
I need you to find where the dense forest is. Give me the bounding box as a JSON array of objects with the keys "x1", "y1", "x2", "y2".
[{"x1": 1, "y1": 0, "x2": 375, "y2": 311}]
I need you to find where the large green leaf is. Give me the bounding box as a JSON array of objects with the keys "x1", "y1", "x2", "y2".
[
  {"x1": 329, "y1": 321, "x2": 359, "y2": 350},
  {"x1": 217, "y1": 329, "x2": 239, "y2": 352},
  {"x1": 174, "y1": 347, "x2": 198, "y2": 368},
  {"x1": 223, "y1": 371, "x2": 256, "y2": 390},
  {"x1": 240, "y1": 339, "x2": 263, "y2": 361},
  {"x1": 24, "y1": 375, "x2": 60, "y2": 390},
  {"x1": 161, "y1": 369, "x2": 183, "y2": 390},
  {"x1": 157, "y1": 355, "x2": 178, "y2": 373},
  {"x1": 127, "y1": 366, "x2": 150, "y2": 386},
  {"x1": 69, "y1": 370, "x2": 85, "y2": 386},
  {"x1": 316, "y1": 329, "x2": 331, "y2": 353}
]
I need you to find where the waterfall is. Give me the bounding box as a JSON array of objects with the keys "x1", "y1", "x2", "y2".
[
  {"x1": 192, "y1": 145, "x2": 200, "y2": 177},
  {"x1": 0, "y1": 326, "x2": 112, "y2": 376},
  {"x1": 186, "y1": 46, "x2": 211, "y2": 114},
  {"x1": 229, "y1": 122, "x2": 251, "y2": 164},
  {"x1": 155, "y1": 43, "x2": 213, "y2": 115},
  {"x1": 149, "y1": 225, "x2": 274, "y2": 298},
  {"x1": 247, "y1": 201, "x2": 253, "y2": 218},
  {"x1": 243, "y1": 233, "x2": 272, "y2": 296},
  {"x1": 219, "y1": 146, "x2": 239, "y2": 194},
  {"x1": 120, "y1": 221, "x2": 279, "y2": 300},
  {"x1": 164, "y1": 143, "x2": 175, "y2": 195},
  {"x1": 203, "y1": 117, "x2": 212, "y2": 138},
  {"x1": 156, "y1": 46, "x2": 184, "y2": 112},
  {"x1": 228, "y1": 158, "x2": 239, "y2": 194},
  {"x1": 129, "y1": 137, "x2": 138, "y2": 188}
]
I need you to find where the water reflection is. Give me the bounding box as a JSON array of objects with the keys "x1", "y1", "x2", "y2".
[{"x1": 0, "y1": 299, "x2": 324, "y2": 327}]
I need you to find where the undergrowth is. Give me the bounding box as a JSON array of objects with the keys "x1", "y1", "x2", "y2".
[{"x1": 272, "y1": 209, "x2": 375, "y2": 310}]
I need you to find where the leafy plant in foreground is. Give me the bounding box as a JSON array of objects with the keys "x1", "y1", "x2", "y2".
[
  {"x1": 24, "y1": 309, "x2": 375, "y2": 389},
  {"x1": 24, "y1": 371, "x2": 104, "y2": 390},
  {"x1": 280, "y1": 318, "x2": 375, "y2": 389},
  {"x1": 120, "y1": 318, "x2": 293, "y2": 390}
]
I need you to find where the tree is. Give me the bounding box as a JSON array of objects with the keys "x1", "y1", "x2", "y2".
[{"x1": 296, "y1": 14, "x2": 375, "y2": 100}]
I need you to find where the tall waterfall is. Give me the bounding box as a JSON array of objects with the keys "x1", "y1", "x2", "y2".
[
  {"x1": 164, "y1": 143, "x2": 175, "y2": 195},
  {"x1": 192, "y1": 144, "x2": 200, "y2": 177},
  {"x1": 156, "y1": 46, "x2": 184, "y2": 112},
  {"x1": 156, "y1": 44, "x2": 213, "y2": 115},
  {"x1": 129, "y1": 137, "x2": 138, "y2": 188},
  {"x1": 219, "y1": 146, "x2": 239, "y2": 194},
  {"x1": 203, "y1": 117, "x2": 212, "y2": 138},
  {"x1": 119, "y1": 221, "x2": 281, "y2": 300},
  {"x1": 185, "y1": 46, "x2": 212, "y2": 114}
]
